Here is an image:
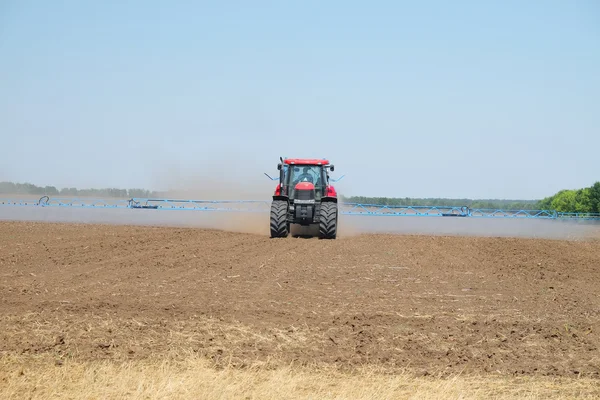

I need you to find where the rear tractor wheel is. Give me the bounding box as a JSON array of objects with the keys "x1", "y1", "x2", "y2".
[
  {"x1": 270, "y1": 200, "x2": 289, "y2": 238},
  {"x1": 318, "y1": 202, "x2": 338, "y2": 239}
]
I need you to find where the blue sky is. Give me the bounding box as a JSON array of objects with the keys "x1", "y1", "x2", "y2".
[{"x1": 1, "y1": 0, "x2": 598, "y2": 199}]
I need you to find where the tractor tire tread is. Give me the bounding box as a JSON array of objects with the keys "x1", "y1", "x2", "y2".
[
  {"x1": 270, "y1": 200, "x2": 289, "y2": 238},
  {"x1": 319, "y1": 202, "x2": 338, "y2": 239}
]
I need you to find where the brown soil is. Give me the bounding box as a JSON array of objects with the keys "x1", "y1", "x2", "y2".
[{"x1": 1, "y1": 221, "x2": 599, "y2": 378}]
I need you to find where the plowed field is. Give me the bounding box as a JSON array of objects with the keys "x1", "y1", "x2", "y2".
[{"x1": 1, "y1": 220, "x2": 599, "y2": 382}]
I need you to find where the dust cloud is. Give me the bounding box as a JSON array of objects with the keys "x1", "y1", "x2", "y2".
[
  {"x1": 125, "y1": 160, "x2": 276, "y2": 234},
  {"x1": 154, "y1": 175, "x2": 274, "y2": 201},
  {"x1": 149, "y1": 160, "x2": 276, "y2": 201}
]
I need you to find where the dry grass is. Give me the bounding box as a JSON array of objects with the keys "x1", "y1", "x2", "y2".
[{"x1": 1, "y1": 355, "x2": 599, "y2": 400}]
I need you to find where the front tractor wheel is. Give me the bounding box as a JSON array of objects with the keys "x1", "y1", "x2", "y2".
[
  {"x1": 270, "y1": 200, "x2": 289, "y2": 238},
  {"x1": 318, "y1": 202, "x2": 338, "y2": 239}
]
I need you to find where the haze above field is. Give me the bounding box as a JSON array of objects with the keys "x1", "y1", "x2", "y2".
[{"x1": 1, "y1": 1, "x2": 598, "y2": 199}]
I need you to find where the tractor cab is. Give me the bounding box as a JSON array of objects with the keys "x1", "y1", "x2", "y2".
[
  {"x1": 275, "y1": 158, "x2": 336, "y2": 201},
  {"x1": 282, "y1": 163, "x2": 329, "y2": 200}
]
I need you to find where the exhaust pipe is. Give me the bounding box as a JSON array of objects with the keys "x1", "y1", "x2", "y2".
[{"x1": 278, "y1": 157, "x2": 286, "y2": 196}]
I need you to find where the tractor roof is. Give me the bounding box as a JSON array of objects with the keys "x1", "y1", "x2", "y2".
[{"x1": 283, "y1": 158, "x2": 330, "y2": 166}]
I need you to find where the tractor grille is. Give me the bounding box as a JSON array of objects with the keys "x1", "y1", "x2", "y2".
[{"x1": 295, "y1": 189, "x2": 315, "y2": 201}]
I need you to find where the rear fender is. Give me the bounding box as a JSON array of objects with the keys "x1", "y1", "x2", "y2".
[
  {"x1": 320, "y1": 196, "x2": 337, "y2": 203},
  {"x1": 272, "y1": 195, "x2": 289, "y2": 202}
]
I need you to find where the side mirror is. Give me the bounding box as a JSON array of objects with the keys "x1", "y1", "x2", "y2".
[
  {"x1": 330, "y1": 165, "x2": 335, "y2": 172},
  {"x1": 277, "y1": 163, "x2": 282, "y2": 170}
]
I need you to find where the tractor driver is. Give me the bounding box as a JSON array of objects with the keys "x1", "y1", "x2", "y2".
[{"x1": 296, "y1": 167, "x2": 314, "y2": 183}]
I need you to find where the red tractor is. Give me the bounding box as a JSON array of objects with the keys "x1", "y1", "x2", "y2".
[{"x1": 268, "y1": 157, "x2": 339, "y2": 239}]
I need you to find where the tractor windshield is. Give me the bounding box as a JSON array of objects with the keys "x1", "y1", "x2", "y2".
[
  {"x1": 284, "y1": 164, "x2": 327, "y2": 198},
  {"x1": 290, "y1": 166, "x2": 321, "y2": 185}
]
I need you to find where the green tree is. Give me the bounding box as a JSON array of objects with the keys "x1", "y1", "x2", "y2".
[
  {"x1": 550, "y1": 190, "x2": 577, "y2": 212},
  {"x1": 60, "y1": 187, "x2": 79, "y2": 196},
  {"x1": 43, "y1": 186, "x2": 59, "y2": 195},
  {"x1": 590, "y1": 182, "x2": 600, "y2": 213},
  {"x1": 537, "y1": 195, "x2": 554, "y2": 210},
  {"x1": 0, "y1": 182, "x2": 16, "y2": 194},
  {"x1": 574, "y1": 188, "x2": 593, "y2": 213}
]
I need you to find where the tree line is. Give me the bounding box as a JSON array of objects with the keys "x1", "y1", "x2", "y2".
[
  {"x1": 0, "y1": 182, "x2": 161, "y2": 199},
  {"x1": 341, "y1": 181, "x2": 600, "y2": 213},
  {"x1": 339, "y1": 196, "x2": 539, "y2": 210},
  {"x1": 2, "y1": 180, "x2": 599, "y2": 213}
]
